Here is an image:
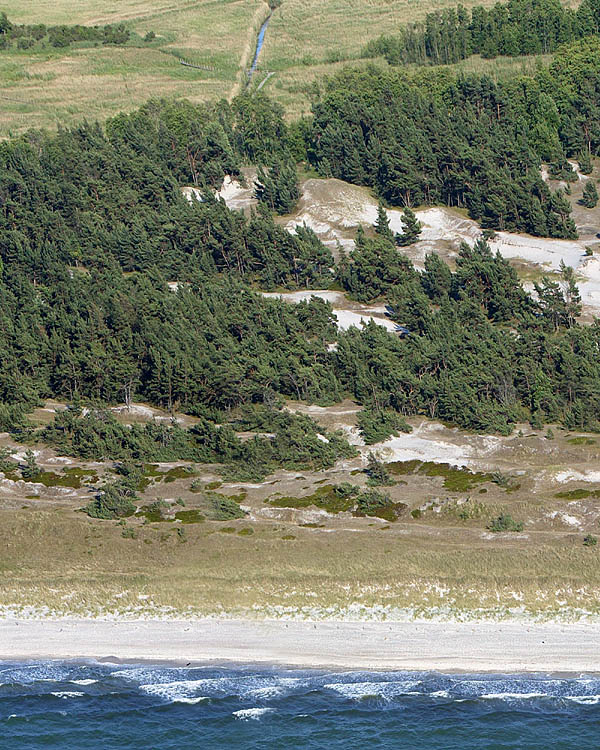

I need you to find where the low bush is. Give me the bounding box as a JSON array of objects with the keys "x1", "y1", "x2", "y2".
[{"x1": 488, "y1": 513, "x2": 523, "y2": 532}]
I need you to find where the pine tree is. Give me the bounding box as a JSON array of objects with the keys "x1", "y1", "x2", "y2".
[
  {"x1": 374, "y1": 200, "x2": 395, "y2": 245},
  {"x1": 395, "y1": 207, "x2": 422, "y2": 246},
  {"x1": 366, "y1": 452, "x2": 395, "y2": 486},
  {"x1": 582, "y1": 180, "x2": 599, "y2": 208},
  {"x1": 577, "y1": 150, "x2": 593, "y2": 175},
  {"x1": 21, "y1": 449, "x2": 40, "y2": 480},
  {"x1": 254, "y1": 157, "x2": 300, "y2": 214},
  {"x1": 559, "y1": 260, "x2": 582, "y2": 327}
]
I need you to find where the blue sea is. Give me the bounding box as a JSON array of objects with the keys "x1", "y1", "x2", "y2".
[{"x1": 1, "y1": 661, "x2": 600, "y2": 749}]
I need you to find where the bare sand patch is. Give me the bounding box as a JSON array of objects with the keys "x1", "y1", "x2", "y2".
[
  {"x1": 260, "y1": 289, "x2": 399, "y2": 331},
  {"x1": 268, "y1": 176, "x2": 600, "y2": 316}
]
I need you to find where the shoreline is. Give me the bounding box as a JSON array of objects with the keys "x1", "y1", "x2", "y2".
[{"x1": 2, "y1": 618, "x2": 600, "y2": 673}]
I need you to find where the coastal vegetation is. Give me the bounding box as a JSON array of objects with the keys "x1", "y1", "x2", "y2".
[{"x1": 2, "y1": 0, "x2": 600, "y2": 621}]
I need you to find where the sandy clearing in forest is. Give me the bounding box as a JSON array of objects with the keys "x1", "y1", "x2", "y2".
[
  {"x1": 260, "y1": 289, "x2": 400, "y2": 331},
  {"x1": 261, "y1": 289, "x2": 343, "y2": 304},
  {"x1": 367, "y1": 420, "x2": 503, "y2": 468},
  {"x1": 217, "y1": 172, "x2": 257, "y2": 210},
  {"x1": 186, "y1": 173, "x2": 600, "y2": 315}
]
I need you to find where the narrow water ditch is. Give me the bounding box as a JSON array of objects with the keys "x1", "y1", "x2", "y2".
[{"x1": 247, "y1": 14, "x2": 271, "y2": 82}]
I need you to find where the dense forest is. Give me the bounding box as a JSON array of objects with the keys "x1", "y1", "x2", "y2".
[
  {"x1": 363, "y1": 0, "x2": 600, "y2": 66},
  {"x1": 1, "y1": 37, "x2": 600, "y2": 476},
  {"x1": 310, "y1": 37, "x2": 600, "y2": 233}
]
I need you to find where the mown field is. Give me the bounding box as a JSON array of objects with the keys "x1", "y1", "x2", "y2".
[{"x1": 0, "y1": 0, "x2": 563, "y2": 133}]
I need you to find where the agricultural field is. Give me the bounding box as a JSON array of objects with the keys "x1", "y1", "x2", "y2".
[
  {"x1": 0, "y1": 0, "x2": 268, "y2": 136},
  {"x1": 0, "y1": 0, "x2": 559, "y2": 133}
]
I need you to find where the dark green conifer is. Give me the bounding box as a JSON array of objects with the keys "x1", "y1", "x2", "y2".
[
  {"x1": 582, "y1": 180, "x2": 599, "y2": 208},
  {"x1": 374, "y1": 200, "x2": 395, "y2": 245},
  {"x1": 395, "y1": 207, "x2": 422, "y2": 246}
]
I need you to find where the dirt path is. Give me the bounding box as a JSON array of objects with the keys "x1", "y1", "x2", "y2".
[{"x1": 229, "y1": 1, "x2": 271, "y2": 101}]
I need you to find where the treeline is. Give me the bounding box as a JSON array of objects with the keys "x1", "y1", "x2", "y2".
[
  {"x1": 38, "y1": 406, "x2": 355, "y2": 481},
  {"x1": 0, "y1": 12, "x2": 130, "y2": 50},
  {"x1": 309, "y1": 41, "x2": 600, "y2": 234},
  {"x1": 3, "y1": 232, "x2": 597, "y2": 443},
  {"x1": 363, "y1": 0, "x2": 600, "y2": 66},
  {"x1": 0, "y1": 271, "x2": 339, "y2": 410}
]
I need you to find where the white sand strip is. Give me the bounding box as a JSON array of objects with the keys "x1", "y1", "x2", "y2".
[{"x1": 1, "y1": 619, "x2": 599, "y2": 673}]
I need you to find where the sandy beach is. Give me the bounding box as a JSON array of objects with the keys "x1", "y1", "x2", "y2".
[{"x1": 1, "y1": 619, "x2": 599, "y2": 672}]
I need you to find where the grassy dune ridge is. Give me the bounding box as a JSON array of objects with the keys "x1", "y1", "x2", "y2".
[{"x1": 3, "y1": 507, "x2": 600, "y2": 620}]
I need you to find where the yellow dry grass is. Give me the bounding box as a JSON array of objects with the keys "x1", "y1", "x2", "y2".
[
  {"x1": 6, "y1": 0, "x2": 207, "y2": 26},
  {"x1": 261, "y1": 0, "x2": 504, "y2": 70},
  {"x1": 0, "y1": 0, "x2": 262, "y2": 135},
  {"x1": 1, "y1": 508, "x2": 599, "y2": 619}
]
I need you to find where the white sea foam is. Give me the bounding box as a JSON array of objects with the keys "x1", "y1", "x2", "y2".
[
  {"x1": 324, "y1": 680, "x2": 420, "y2": 700},
  {"x1": 139, "y1": 679, "x2": 215, "y2": 702},
  {"x1": 70, "y1": 679, "x2": 97, "y2": 686},
  {"x1": 565, "y1": 694, "x2": 600, "y2": 705},
  {"x1": 233, "y1": 707, "x2": 275, "y2": 720},
  {"x1": 480, "y1": 692, "x2": 548, "y2": 700},
  {"x1": 172, "y1": 696, "x2": 209, "y2": 704},
  {"x1": 244, "y1": 685, "x2": 286, "y2": 700},
  {"x1": 51, "y1": 691, "x2": 85, "y2": 699}
]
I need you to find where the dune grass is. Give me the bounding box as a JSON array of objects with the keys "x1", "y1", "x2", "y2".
[{"x1": 1, "y1": 508, "x2": 599, "y2": 620}]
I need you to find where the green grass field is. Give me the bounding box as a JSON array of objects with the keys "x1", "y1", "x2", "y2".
[
  {"x1": 0, "y1": 0, "x2": 268, "y2": 136},
  {"x1": 0, "y1": 0, "x2": 563, "y2": 134}
]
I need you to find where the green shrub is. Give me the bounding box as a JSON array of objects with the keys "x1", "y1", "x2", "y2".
[
  {"x1": 357, "y1": 408, "x2": 412, "y2": 444},
  {"x1": 210, "y1": 495, "x2": 245, "y2": 521},
  {"x1": 267, "y1": 484, "x2": 358, "y2": 514},
  {"x1": 85, "y1": 482, "x2": 136, "y2": 519},
  {"x1": 0, "y1": 448, "x2": 16, "y2": 476},
  {"x1": 584, "y1": 534, "x2": 597, "y2": 547},
  {"x1": 490, "y1": 471, "x2": 520, "y2": 492},
  {"x1": 365, "y1": 453, "x2": 395, "y2": 486},
  {"x1": 488, "y1": 513, "x2": 524, "y2": 532},
  {"x1": 354, "y1": 489, "x2": 406, "y2": 521},
  {"x1": 174, "y1": 510, "x2": 205, "y2": 524},
  {"x1": 140, "y1": 499, "x2": 170, "y2": 522},
  {"x1": 21, "y1": 449, "x2": 41, "y2": 480}
]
